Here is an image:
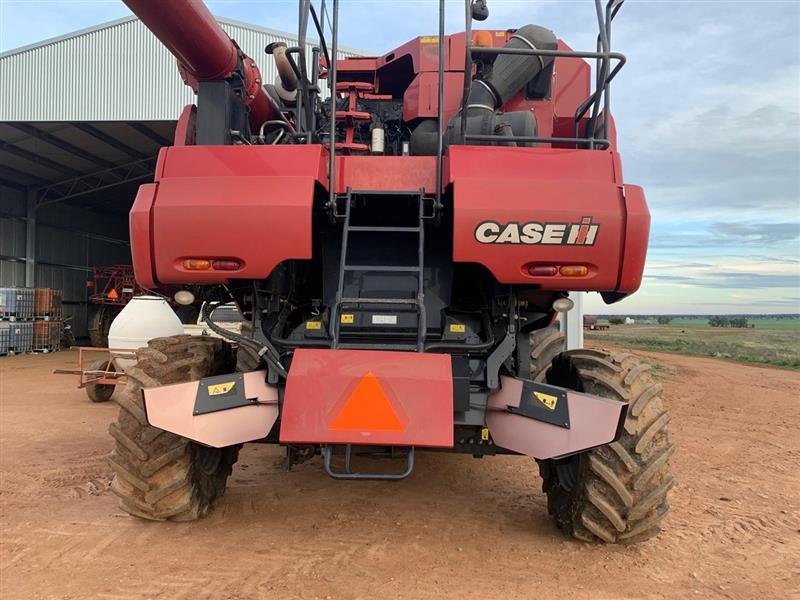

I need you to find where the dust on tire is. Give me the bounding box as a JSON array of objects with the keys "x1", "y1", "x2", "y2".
[
  {"x1": 538, "y1": 349, "x2": 674, "y2": 544},
  {"x1": 108, "y1": 334, "x2": 240, "y2": 521},
  {"x1": 528, "y1": 324, "x2": 565, "y2": 381}
]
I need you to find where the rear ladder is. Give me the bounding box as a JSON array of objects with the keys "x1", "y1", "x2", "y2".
[{"x1": 330, "y1": 189, "x2": 428, "y2": 352}]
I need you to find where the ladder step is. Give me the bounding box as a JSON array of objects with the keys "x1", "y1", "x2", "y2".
[
  {"x1": 340, "y1": 297, "x2": 419, "y2": 305},
  {"x1": 332, "y1": 188, "x2": 427, "y2": 351},
  {"x1": 343, "y1": 265, "x2": 421, "y2": 273},
  {"x1": 348, "y1": 226, "x2": 422, "y2": 233},
  {"x1": 336, "y1": 342, "x2": 418, "y2": 351}
]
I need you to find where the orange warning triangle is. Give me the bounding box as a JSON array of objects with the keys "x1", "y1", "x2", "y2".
[
  {"x1": 107, "y1": 289, "x2": 119, "y2": 299},
  {"x1": 330, "y1": 372, "x2": 404, "y2": 432}
]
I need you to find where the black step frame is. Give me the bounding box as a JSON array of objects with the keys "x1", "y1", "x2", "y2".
[{"x1": 330, "y1": 188, "x2": 427, "y2": 352}]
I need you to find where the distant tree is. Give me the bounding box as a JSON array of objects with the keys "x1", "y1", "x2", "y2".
[
  {"x1": 708, "y1": 316, "x2": 729, "y2": 327},
  {"x1": 730, "y1": 317, "x2": 749, "y2": 328},
  {"x1": 609, "y1": 316, "x2": 625, "y2": 325},
  {"x1": 657, "y1": 316, "x2": 672, "y2": 325}
]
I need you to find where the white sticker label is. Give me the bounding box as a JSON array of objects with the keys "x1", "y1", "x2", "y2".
[{"x1": 372, "y1": 315, "x2": 397, "y2": 325}]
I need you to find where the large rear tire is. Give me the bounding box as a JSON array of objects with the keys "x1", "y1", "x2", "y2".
[
  {"x1": 538, "y1": 349, "x2": 674, "y2": 544},
  {"x1": 528, "y1": 324, "x2": 565, "y2": 381},
  {"x1": 108, "y1": 335, "x2": 240, "y2": 521}
]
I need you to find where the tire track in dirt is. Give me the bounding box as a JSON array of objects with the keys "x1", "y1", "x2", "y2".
[{"x1": 2, "y1": 349, "x2": 800, "y2": 599}]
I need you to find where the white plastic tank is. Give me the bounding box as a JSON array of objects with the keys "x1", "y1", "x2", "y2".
[{"x1": 108, "y1": 295, "x2": 184, "y2": 371}]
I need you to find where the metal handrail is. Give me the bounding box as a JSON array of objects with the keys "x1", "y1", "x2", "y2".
[
  {"x1": 328, "y1": 0, "x2": 339, "y2": 210},
  {"x1": 435, "y1": 0, "x2": 445, "y2": 207},
  {"x1": 460, "y1": 1, "x2": 474, "y2": 145},
  {"x1": 459, "y1": 0, "x2": 626, "y2": 150},
  {"x1": 464, "y1": 134, "x2": 610, "y2": 149}
]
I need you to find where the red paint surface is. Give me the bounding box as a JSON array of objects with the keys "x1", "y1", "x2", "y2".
[
  {"x1": 129, "y1": 183, "x2": 157, "y2": 289},
  {"x1": 128, "y1": 27, "x2": 648, "y2": 298},
  {"x1": 281, "y1": 349, "x2": 454, "y2": 447},
  {"x1": 135, "y1": 145, "x2": 323, "y2": 285},
  {"x1": 335, "y1": 156, "x2": 437, "y2": 194},
  {"x1": 617, "y1": 185, "x2": 651, "y2": 294},
  {"x1": 448, "y1": 145, "x2": 646, "y2": 291},
  {"x1": 173, "y1": 104, "x2": 195, "y2": 146}
]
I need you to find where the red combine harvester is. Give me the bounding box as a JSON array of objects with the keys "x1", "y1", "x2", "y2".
[{"x1": 111, "y1": 0, "x2": 673, "y2": 543}]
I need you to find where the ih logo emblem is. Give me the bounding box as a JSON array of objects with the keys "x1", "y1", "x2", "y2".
[
  {"x1": 207, "y1": 381, "x2": 236, "y2": 396},
  {"x1": 532, "y1": 390, "x2": 558, "y2": 411},
  {"x1": 474, "y1": 216, "x2": 599, "y2": 246}
]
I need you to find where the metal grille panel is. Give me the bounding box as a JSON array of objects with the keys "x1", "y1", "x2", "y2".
[{"x1": 0, "y1": 16, "x2": 363, "y2": 122}]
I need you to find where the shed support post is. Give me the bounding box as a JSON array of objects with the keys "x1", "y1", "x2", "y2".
[
  {"x1": 25, "y1": 190, "x2": 37, "y2": 288},
  {"x1": 559, "y1": 292, "x2": 584, "y2": 350}
]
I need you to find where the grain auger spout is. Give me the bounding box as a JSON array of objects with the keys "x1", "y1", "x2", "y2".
[{"x1": 123, "y1": 0, "x2": 289, "y2": 144}]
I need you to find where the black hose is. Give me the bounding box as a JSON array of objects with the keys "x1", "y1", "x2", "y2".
[
  {"x1": 308, "y1": 3, "x2": 331, "y2": 74},
  {"x1": 201, "y1": 302, "x2": 288, "y2": 378}
]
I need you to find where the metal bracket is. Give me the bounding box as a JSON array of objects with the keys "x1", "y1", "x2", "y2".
[
  {"x1": 486, "y1": 293, "x2": 518, "y2": 390},
  {"x1": 515, "y1": 328, "x2": 532, "y2": 380},
  {"x1": 322, "y1": 445, "x2": 415, "y2": 480},
  {"x1": 486, "y1": 329, "x2": 514, "y2": 390}
]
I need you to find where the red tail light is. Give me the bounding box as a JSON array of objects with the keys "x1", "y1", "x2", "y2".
[
  {"x1": 527, "y1": 265, "x2": 558, "y2": 276},
  {"x1": 212, "y1": 260, "x2": 241, "y2": 271}
]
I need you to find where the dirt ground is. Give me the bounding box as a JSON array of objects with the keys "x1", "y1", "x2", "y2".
[{"x1": 1, "y1": 348, "x2": 798, "y2": 600}]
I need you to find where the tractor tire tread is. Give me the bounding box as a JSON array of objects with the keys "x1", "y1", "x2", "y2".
[
  {"x1": 528, "y1": 325, "x2": 565, "y2": 381},
  {"x1": 541, "y1": 348, "x2": 674, "y2": 544},
  {"x1": 108, "y1": 334, "x2": 239, "y2": 521}
]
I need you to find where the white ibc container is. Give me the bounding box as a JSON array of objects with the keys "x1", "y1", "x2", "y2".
[{"x1": 108, "y1": 296, "x2": 184, "y2": 371}]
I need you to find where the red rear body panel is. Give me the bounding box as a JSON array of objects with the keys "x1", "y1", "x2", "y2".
[
  {"x1": 138, "y1": 145, "x2": 324, "y2": 284},
  {"x1": 281, "y1": 349, "x2": 454, "y2": 447},
  {"x1": 128, "y1": 29, "x2": 649, "y2": 298},
  {"x1": 448, "y1": 146, "x2": 649, "y2": 292},
  {"x1": 130, "y1": 144, "x2": 648, "y2": 295}
]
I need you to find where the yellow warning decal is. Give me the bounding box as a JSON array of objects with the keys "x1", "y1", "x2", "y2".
[
  {"x1": 481, "y1": 427, "x2": 490, "y2": 441},
  {"x1": 306, "y1": 321, "x2": 322, "y2": 330},
  {"x1": 533, "y1": 391, "x2": 558, "y2": 411},
  {"x1": 340, "y1": 314, "x2": 354, "y2": 324},
  {"x1": 420, "y1": 36, "x2": 439, "y2": 44},
  {"x1": 449, "y1": 323, "x2": 466, "y2": 333},
  {"x1": 208, "y1": 381, "x2": 236, "y2": 396},
  {"x1": 495, "y1": 31, "x2": 505, "y2": 37}
]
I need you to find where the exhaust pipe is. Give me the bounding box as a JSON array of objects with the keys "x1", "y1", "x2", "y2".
[{"x1": 266, "y1": 42, "x2": 299, "y2": 104}]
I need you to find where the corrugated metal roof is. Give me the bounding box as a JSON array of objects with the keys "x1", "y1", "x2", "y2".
[{"x1": 0, "y1": 15, "x2": 363, "y2": 122}]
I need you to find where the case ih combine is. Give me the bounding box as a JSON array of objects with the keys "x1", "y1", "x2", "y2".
[{"x1": 111, "y1": 0, "x2": 673, "y2": 544}]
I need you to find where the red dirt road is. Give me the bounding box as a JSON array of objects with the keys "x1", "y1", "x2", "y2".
[{"x1": 1, "y1": 349, "x2": 799, "y2": 599}]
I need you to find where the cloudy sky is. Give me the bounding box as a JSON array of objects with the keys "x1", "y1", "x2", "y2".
[{"x1": 1, "y1": 0, "x2": 798, "y2": 314}]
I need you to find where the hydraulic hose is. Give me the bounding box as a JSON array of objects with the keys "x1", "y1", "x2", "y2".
[{"x1": 201, "y1": 302, "x2": 288, "y2": 378}]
